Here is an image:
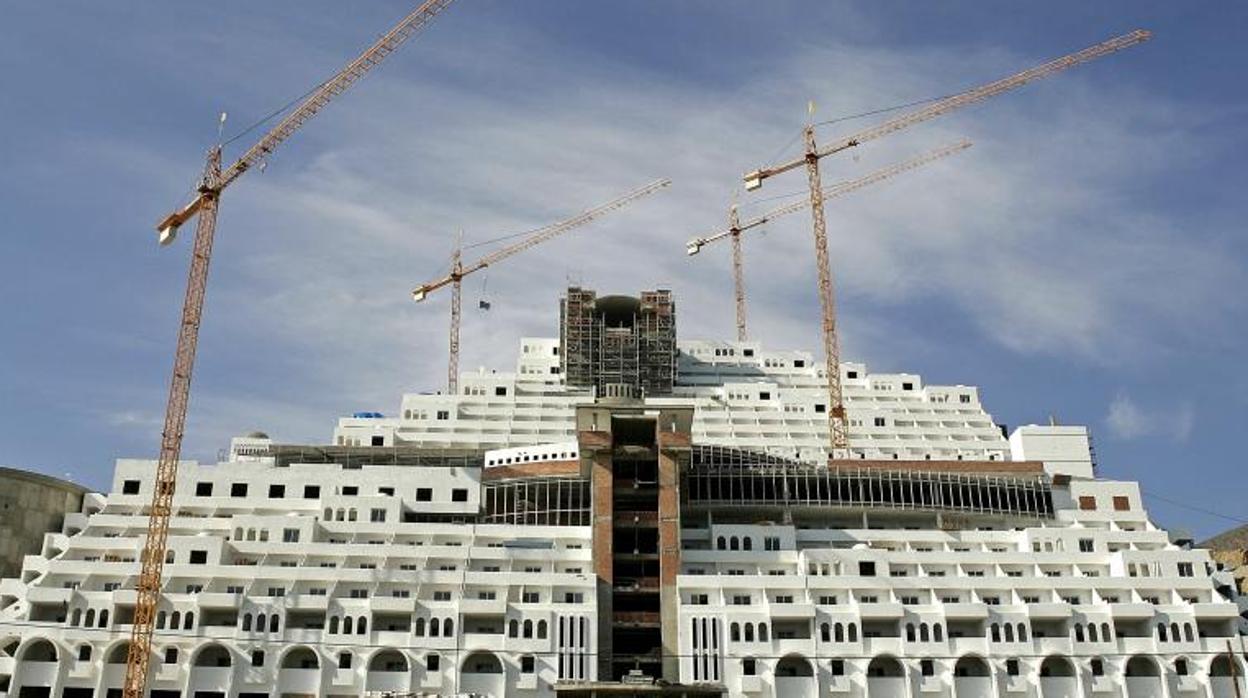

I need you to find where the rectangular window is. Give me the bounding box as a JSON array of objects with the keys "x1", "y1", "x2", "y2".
[
  {"x1": 122, "y1": 480, "x2": 141, "y2": 494},
  {"x1": 195, "y1": 482, "x2": 213, "y2": 497},
  {"x1": 902, "y1": 382, "x2": 914, "y2": 391},
  {"x1": 1091, "y1": 658, "x2": 1104, "y2": 676},
  {"x1": 267, "y1": 587, "x2": 285, "y2": 597},
  {"x1": 873, "y1": 417, "x2": 886, "y2": 427},
  {"x1": 416, "y1": 487, "x2": 433, "y2": 501},
  {"x1": 1113, "y1": 495, "x2": 1130, "y2": 511},
  {"x1": 1007, "y1": 659, "x2": 1020, "y2": 676},
  {"x1": 338, "y1": 653, "x2": 352, "y2": 669},
  {"x1": 495, "y1": 386, "x2": 508, "y2": 396},
  {"x1": 1079, "y1": 538, "x2": 1094, "y2": 553},
  {"x1": 230, "y1": 483, "x2": 248, "y2": 498},
  {"x1": 563, "y1": 592, "x2": 584, "y2": 604},
  {"x1": 282, "y1": 529, "x2": 299, "y2": 543},
  {"x1": 1177, "y1": 562, "x2": 1194, "y2": 577},
  {"x1": 342, "y1": 486, "x2": 359, "y2": 496},
  {"x1": 370, "y1": 435, "x2": 384, "y2": 446},
  {"x1": 921, "y1": 659, "x2": 934, "y2": 676},
  {"x1": 433, "y1": 591, "x2": 452, "y2": 601},
  {"x1": 370, "y1": 509, "x2": 386, "y2": 523},
  {"x1": 743, "y1": 658, "x2": 756, "y2": 675},
  {"x1": 78, "y1": 645, "x2": 91, "y2": 661},
  {"x1": 251, "y1": 650, "x2": 264, "y2": 667},
  {"x1": 451, "y1": 488, "x2": 469, "y2": 502},
  {"x1": 426, "y1": 654, "x2": 440, "y2": 671},
  {"x1": 379, "y1": 487, "x2": 395, "y2": 496},
  {"x1": 268, "y1": 484, "x2": 285, "y2": 499},
  {"x1": 164, "y1": 648, "x2": 178, "y2": 664},
  {"x1": 522, "y1": 592, "x2": 540, "y2": 603},
  {"x1": 303, "y1": 485, "x2": 320, "y2": 499},
  {"x1": 436, "y1": 410, "x2": 450, "y2": 420},
  {"x1": 859, "y1": 561, "x2": 876, "y2": 577},
  {"x1": 758, "y1": 391, "x2": 770, "y2": 400},
  {"x1": 831, "y1": 659, "x2": 844, "y2": 676},
  {"x1": 731, "y1": 595, "x2": 751, "y2": 606},
  {"x1": 188, "y1": 550, "x2": 207, "y2": 565},
  {"x1": 521, "y1": 655, "x2": 535, "y2": 673},
  {"x1": 1078, "y1": 496, "x2": 1096, "y2": 511}
]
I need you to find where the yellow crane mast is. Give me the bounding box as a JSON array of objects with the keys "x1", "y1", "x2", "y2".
[
  {"x1": 130, "y1": 3, "x2": 456, "y2": 697},
  {"x1": 741, "y1": 29, "x2": 1152, "y2": 458},
  {"x1": 413, "y1": 179, "x2": 672, "y2": 393}
]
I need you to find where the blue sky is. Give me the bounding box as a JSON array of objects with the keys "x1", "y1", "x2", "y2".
[{"x1": 1, "y1": 2, "x2": 1245, "y2": 538}]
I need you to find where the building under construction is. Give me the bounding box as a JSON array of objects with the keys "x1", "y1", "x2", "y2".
[{"x1": 561, "y1": 288, "x2": 677, "y2": 399}]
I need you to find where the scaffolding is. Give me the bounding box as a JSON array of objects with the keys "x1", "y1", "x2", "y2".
[{"x1": 560, "y1": 287, "x2": 677, "y2": 398}]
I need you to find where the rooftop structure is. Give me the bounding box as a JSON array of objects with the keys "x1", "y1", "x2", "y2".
[{"x1": 0, "y1": 288, "x2": 1243, "y2": 698}]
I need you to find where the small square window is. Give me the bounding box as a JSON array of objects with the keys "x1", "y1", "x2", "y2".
[
  {"x1": 188, "y1": 550, "x2": 207, "y2": 565},
  {"x1": 495, "y1": 386, "x2": 508, "y2": 396},
  {"x1": 78, "y1": 645, "x2": 91, "y2": 661},
  {"x1": 1007, "y1": 659, "x2": 1020, "y2": 676},
  {"x1": 451, "y1": 488, "x2": 468, "y2": 502},
  {"x1": 436, "y1": 410, "x2": 450, "y2": 421},
  {"x1": 338, "y1": 652, "x2": 352, "y2": 669},
  {"x1": 873, "y1": 417, "x2": 886, "y2": 427},
  {"x1": 793, "y1": 359, "x2": 805, "y2": 368},
  {"x1": 759, "y1": 391, "x2": 770, "y2": 400},
  {"x1": 921, "y1": 659, "x2": 934, "y2": 677},
  {"x1": 164, "y1": 648, "x2": 178, "y2": 664},
  {"x1": 846, "y1": 370, "x2": 858, "y2": 379},
  {"x1": 831, "y1": 659, "x2": 844, "y2": 676},
  {"x1": 1078, "y1": 496, "x2": 1097, "y2": 511},
  {"x1": 743, "y1": 657, "x2": 757, "y2": 675},
  {"x1": 370, "y1": 435, "x2": 384, "y2": 446},
  {"x1": 858, "y1": 561, "x2": 876, "y2": 577},
  {"x1": 814, "y1": 404, "x2": 826, "y2": 413},
  {"x1": 303, "y1": 485, "x2": 320, "y2": 499},
  {"x1": 416, "y1": 488, "x2": 433, "y2": 502},
  {"x1": 902, "y1": 382, "x2": 914, "y2": 390},
  {"x1": 251, "y1": 650, "x2": 265, "y2": 667},
  {"x1": 268, "y1": 484, "x2": 285, "y2": 499},
  {"x1": 521, "y1": 655, "x2": 535, "y2": 673},
  {"x1": 195, "y1": 482, "x2": 213, "y2": 497},
  {"x1": 122, "y1": 480, "x2": 141, "y2": 495},
  {"x1": 1112, "y1": 495, "x2": 1130, "y2": 511},
  {"x1": 230, "y1": 483, "x2": 248, "y2": 498},
  {"x1": 426, "y1": 654, "x2": 440, "y2": 671}
]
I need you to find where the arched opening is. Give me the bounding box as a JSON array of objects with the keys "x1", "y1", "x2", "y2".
[
  {"x1": 1126, "y1": 656, "x2": 1160, "y2": 677},
  {"x1": 193, "y1": 645, "x2": 232, "y2": 668},
  {"x1": 84, "y1": 609, "x2": 96, "y2": 628},
  {"x1": 1211, "y1": 656, "x2": 1234, "y2": 677},
  {"x1": 775, "y1": 655, "x2": 813, "y2": 677},
  {"x1": 955, "y1": 656, "x2": 990, "y2": 677},
  {"x1": 281, "y1": 647, "x2": 320, "y2": 670},
  {"x1": 744, "y1": 624, "x2": 754, "y2": 642},
  {"x1": 867, "y1": 656, "x2": 904, "y2": 678},
  {"x1": 537, "y1": 620, "x2": 547, "y2": 639},
  {"x1": 430, "y1": 618, "x2": 440, "y2": 637},
  {"x1": 1040, "y1": 656, "x2": 1074, "y2": 677},
  {"x1": 508, "y1": 619, "x2": 518, "y2": 638},
  {"x1": 462, "y1": 651, "x2": 503, "y2": 674},
  {"x1": 443, "y1": 618, "x2": 453, "y2": 637},
  {"x1": 729, "y1": 536, "x2": 739, "y2": 551},
  {"x1": 731, "y1": 623, "x2": 740, "y2": 642},
  {"x1": 343, "y1": 617, "x2": 354, "y2": 635},
  {"x1": 523, "y1": 619, "x2": 533, "y2": 639},
  {"x1": 105, "y1": 643, "x2": 130, "y2": 664},
  {"x1": 1125, "y1": 655, "x2": 1162, "y2": 698},
  {"x1": 415, "y1": 617, "x2": 426, "y2": 636},
  {"x1": 19, "y1": 639, "x2": 58, "y2": 663},
  {"x1": 368, "y1": 650, "x2": 408, "y2": 673}
]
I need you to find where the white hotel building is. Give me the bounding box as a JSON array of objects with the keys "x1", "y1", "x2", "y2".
[{"x1": 0, "y1": 288, "x2": 1244, "y2": 698}]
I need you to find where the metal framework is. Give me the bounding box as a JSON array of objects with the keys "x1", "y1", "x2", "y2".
[
  {"x1": 482, "y1": 477, "x2": 592, "y2": 526},
  {"x1": 684, "y1": 463, "x2": 1054, "y2": 519},
  {"x1": 560, "y1": 287, "x2": 677, "y2": 398},
  {"x1": 739, "y1": 29, "x2": 1152, "y2": 459}
]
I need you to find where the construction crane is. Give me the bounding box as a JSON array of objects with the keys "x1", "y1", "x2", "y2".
[
  {"x1": 413, "y1": 179, "x2": 672, "y2": 393},
  {"x1": 688, "y1": 140, "x2": 972, "y2": 340},
  {"x1": 129, "y1": 2, "x2": 455, "y2": 697},
  {"x1": 741, "y1": 29, "x2": 1152, "y2": 457}
]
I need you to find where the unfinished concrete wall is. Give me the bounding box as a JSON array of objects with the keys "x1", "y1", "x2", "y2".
[{"x1": 0, "y1": 467, "x2": 87, "y2": 579}]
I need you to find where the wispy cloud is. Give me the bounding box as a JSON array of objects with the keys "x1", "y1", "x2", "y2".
[
  {"x1": 59, "y1": 13, "x2": 1243, "y2": 460},
  {"x1": 1106, "y1": 393, "x2": 1194, "y2": 442}
]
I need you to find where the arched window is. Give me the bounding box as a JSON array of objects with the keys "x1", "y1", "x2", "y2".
[
  {"x1": 323, "y1": 508, "x2": 332, "y2": 520},
  {"x1": 717, "y1": 536, "x2": 726, "y2": 550},
  {"x1": 1003, "y1": 623, "x2": 1013, "y2": 643},
  {"x1": 730, "y1": 537, "x2": 739, "y2": 551},
  {"x1": 99, "y1": 610, "x2": 110, "y2": 628},
  {"x1": 183, "y1": 612, "x2": 193, "y2": 630},
  {"x1": 170, "y1": 611, "x2": 180, "y2": 629},
  {"x1": 834, "y1": 623, "x2": 844, "y2": 643},
  {"x1": 242, "y1": 614, "x2": 252, "y2": 631},
  {"x1": 920, "y1": 623, "x2": 930, "y2": 642},
  {"x1": 758, "y1": 623, "x2": 768, "y2": 642},
  {"x1": 269, "y1": 615, "x2": 279, "y2": 633},
  {"x1": 255, "y1": 613, "x2": 264, "y2": 633},
  {"x1": 443, "y1": 618, "x2": 453, "y2": 637},
  {"x1": 71, "y1": 609, "x2": 81, "y2": 626},
  {"x1": 1183, "y1": 624, "x2": 1194, "y2": 642},
  {"x1": 743, "y1": 538, "x2": 752, "y2": 551},
  {"x1": 744, "y1": 624, "x2": 754, "y2": 642},
  {"x1": 1170, "y1": 623, "x2": 1180, "y2": 643},
  {"x1": 509, "y1": 620, "x2": 518, "y2": 637},
  {"x1": 1016, "y1": 623, "x2": 1025, "y2": 642},
  {"x1": 523, "y1": 620, "x2": 533, "y2": 638},
  {"x1": 906, "y1": 624, "x2": 916, "y2": 642},
  {"x1": 329, "y1": 617, "x2": 339, "y2": 634},
  {"x1": 1075, "y1": 624, "x2": 1085, "y2": 642},
  {"x1": 85, "y1": 609, "x2": 96, "y2": 627},
  {"x1": 537, "y1": 620, "x2": 547, "y2": 639},
  {"x1": 336, "y1": 508, "x2": 345, "y2": 521},
  {"x1": 1102, "y1": 623, "x2": 1112, "y2": 641},
  {"x1": 157, "y1": 611, "x2": 166, "y2": 629},
  {"x1": 343, "y1": 617, "x2": 354, "y2": 635},
  {"x1": 357, "y1": 617, "x2": 367, "y2": 635},
  {"x1": 415, "y1": 618, "x2": 425, "y2": 636},
  {"x1": 934, "y1": 623, "x2": 944, "y2": 642},
  {"x1": 430, "y1": 618, "x2": 440, "y2": 637},
  {"x1": 991, "y1": 624, "x2": 1001, "y2": 642},
  {"x1": 731, "y1": 623, "x2": 740, "y2": 642},
  {"x1": 847, "y1": 623, "x2": 858, "y2": 642},
  {"x1": 1088, "y1": 623, "x2": 1098, "y2": 642},
  {"x1": 821, "y1": 623, "x2": 830, "y2": 642},
  {"x1": 1157, "y1": 623, "x2": 1167, "y2": 641}
]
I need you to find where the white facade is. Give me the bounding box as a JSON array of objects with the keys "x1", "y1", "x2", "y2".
[
  {"x1": 337, "y1": 338, "x2": 1011, "y2": 464},
  {"x1": 0, "y1": 336, "x2": 1243, "y2": 698}
]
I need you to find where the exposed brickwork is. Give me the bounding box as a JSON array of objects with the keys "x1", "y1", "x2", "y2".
[{"x1": 481, "y1": 460, "x2": 580, "y2": 481}]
